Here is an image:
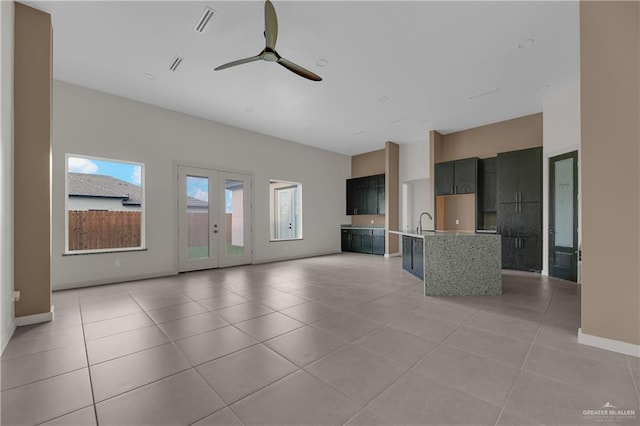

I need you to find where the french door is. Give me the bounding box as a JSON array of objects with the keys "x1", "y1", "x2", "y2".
[
  {"x1": 178, "y1": 166, "x2": 252, "y2": 272},
  {"x1": 549, "y1": 151, "x2": 578, "y2": 281}
]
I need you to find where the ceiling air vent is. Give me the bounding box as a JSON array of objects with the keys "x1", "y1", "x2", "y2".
[
  {"x1": 169, "y1": 56, "x2": 184, "y2": 72},
  {"x1": 194, "y1": 7, "x2": 215, "y2": 33}
]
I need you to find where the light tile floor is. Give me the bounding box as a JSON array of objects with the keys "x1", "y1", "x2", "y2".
[{"x1": 2, "y1": 253, "x2": 639, "y2": 425}]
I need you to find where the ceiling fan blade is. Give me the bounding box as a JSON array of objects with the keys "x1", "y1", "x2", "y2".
[
  {"x1": 214, "y1": 55, "x2": 262, "y2": 71},
  {"x1": 264, "y1": 0, "x2": 278, "y2": 49},
  {"x1": 277, "y1": 57, "x2": 322, "y2": 81}
]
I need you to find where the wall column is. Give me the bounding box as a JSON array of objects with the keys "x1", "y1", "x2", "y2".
[
  {"x1": 579, "y1": 0, "x2": 640, "y2": 352},
  {"x1": 385, "y1": 142, "x2": 399, "y2": 254},
  {"x1": 13, "y1": 2, "x2": 52, "y2": 322}
]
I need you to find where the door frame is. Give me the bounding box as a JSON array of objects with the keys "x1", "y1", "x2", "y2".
[
  {"x1": 548, "y1": 150, "x2": 579, "y2": 281},
  {"x1": 176, "y1": 162, "x2": 254, "y2": 272}
]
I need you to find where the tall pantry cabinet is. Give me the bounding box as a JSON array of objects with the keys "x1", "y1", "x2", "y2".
[{"x1": 496, "y1": 147, "x2": 543, "y2": 271}]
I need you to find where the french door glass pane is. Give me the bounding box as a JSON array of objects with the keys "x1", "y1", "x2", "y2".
[
  {"x1": 225, "y1": 179, "x2": 245, "y2": 256},
  {"x1": 186, "y1": 175, "x2": 209, "y2": 259},
  {"x1": 554, "y1": 158, "x2": 573, "y2": 248}
]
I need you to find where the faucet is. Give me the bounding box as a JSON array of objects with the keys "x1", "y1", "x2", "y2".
[{"x1": 418, "y1": 212, "x2": 433, "y2": 233}]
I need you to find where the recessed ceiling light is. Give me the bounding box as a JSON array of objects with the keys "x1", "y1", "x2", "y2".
[
  {"x1": 379, "y1": 96, "x2": 389, "y2": 102},
  {"x1": 246, "y1": 107, "x2": 254, "y2": 112},
  {"x1": 351, "y1": 129, "x2": 366, "y2": 135},
  {"x1": 389, "y1": 117, "x2": 408, "y2": 125},
  {"x1": 469, "y1": 88, "x2": 499, "y2": 100},
  {"x1": 518, "y1": 38, "x2": 535, "y2": 48},
  {"x1": 316, "y1": 59, "x2": 328, "y2": 67},
  {"x1": 143, "y1": 73, "x2": 156, "y2": 80}
]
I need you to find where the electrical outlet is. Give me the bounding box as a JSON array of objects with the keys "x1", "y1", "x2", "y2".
[
  {"x1": 115, "y1": 260, "x2": 121, "y2": 267},
  {"x1": 455, "y1": 219, "x2": 460, "y2": 225},
  {"x1": 13, "y1": 291, "x2": 20, "y2": 302}
]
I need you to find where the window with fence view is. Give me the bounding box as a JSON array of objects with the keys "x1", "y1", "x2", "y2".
[{"x1": 66, "y1": 155, "x2": 145, "y2": 253}]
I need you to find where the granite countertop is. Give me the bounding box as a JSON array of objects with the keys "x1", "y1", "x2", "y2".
[
  {"x1": 341, "y1": 225, "x2": 385, "y2": 230},
  {"x1": 389, "y1": 229, "x2": 497, "y2": 238}
]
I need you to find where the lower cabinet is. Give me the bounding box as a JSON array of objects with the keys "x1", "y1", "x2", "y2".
[
  {"x1": 501, "y1": 236, "x2": 541, "y2": 271},
  {"x1": 402, "y1": 235, "x2": 424, "y2": 280},
  {"x1": 341, "y1": 229, "x2": 385, "y2": 255}
]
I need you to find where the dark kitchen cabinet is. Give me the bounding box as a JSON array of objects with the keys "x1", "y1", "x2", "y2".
[
  {"x1": 497, "y1": 147, "x2": 542, "y2": 271},
  {"x1": 402, "y1": 235, "x2": 424, "y2": 280},
  {"x1": 341, "y1": 229, "x2": 351, "y2": 251},
  {"x1": 376, "y1": 174, "x2": 385, "y2": 215},
  {"x1": 402, "y1": 236, "x2": 412, "y2": 271},
  {"x1": 499, "y1": 203, "x2": 541, "y2": 238},
  {"x1": 360, "y1": 230, "x2": 373, "y2": 254},
  {"x1": 454, "y1": 158, "x2": 477, "y2": 194},
  {"x1": 372, "y1": 229, "x2": 385, "y2": 255},
  {"x1": 497, "y1": 147, "x2": 542, "y2": 204},
  {"x1": 520, "y1": 237, "x2": 542, "y2": 271},
  {"x1": 412, "y1": 238, "x2": 424, "y2": 279},
  {"x1": 435, "y1": 162, "x2": 454, "y2": 195},
  {"x1": 501, "y1": 236, "x2": 541, "y2": 271},
  {"x1": 346, "y1": 174, "x2": 385, "y2": 215},
  {"x1": 497, "y1": 150, "x2": 520, "y2": 204},
  {"x1": 477, "y1": 157, "x2": 497, "y2": 231},
  {"x1": 346, "y1": 178, "x2": 367, "y2": 215},
  {"x1": 341, "y1": 228, "x2": 385, "y2": 255},
  {"x1": 434, "y1": 158, "x2": 478, "y2": 195}
]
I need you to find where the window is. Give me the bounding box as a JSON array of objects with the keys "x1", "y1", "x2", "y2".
[
  {"x1": 65, "y1": 154, "x2": 145, "y2": 253},
  {"x1": 270, "y1": 180, "x2": 302, "y2": 241}
]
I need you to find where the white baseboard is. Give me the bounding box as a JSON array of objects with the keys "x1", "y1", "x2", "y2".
[
  {"x1": 253, "y1": 250, "x2": 341, "y2": 265},
  {"x1": 53, "y1": 269, "x2": 178, "y2": 291},
  {"x1": 1, "y1": 322, "x2": 16, "y2": 353},
  {"x1": 578, "y1": 328, "x2": 640, "y2": 358},
  {"x1": 15, "y1": 307, "x2": 54, "y2": 326},
  {"x1": 384, "y1": 252, "x2": 401, "y2": 258}
]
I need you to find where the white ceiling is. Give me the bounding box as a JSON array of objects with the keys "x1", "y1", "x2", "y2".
[{"x1": 32, "y1": 1, "x2": 579, "y2": 156}]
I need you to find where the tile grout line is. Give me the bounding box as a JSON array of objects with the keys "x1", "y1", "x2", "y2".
[
  {"x1": 78, "y1": 302, "x2": 101, "y2": 426},
  {"x1": 493, "y1": 276, "x2": 559, "y2": 426},
  {"x1": 628, "y1": 356, "x2": 640, "y2": 405},
  {"x1": 339, "y1": 294, "x2": 484, "y2": 425}
]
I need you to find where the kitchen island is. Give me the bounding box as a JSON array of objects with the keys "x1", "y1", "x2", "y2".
[{"x1": 389, "y1": 230, "x2": 502, "y2": 296}]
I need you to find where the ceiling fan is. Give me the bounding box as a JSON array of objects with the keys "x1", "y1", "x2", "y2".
[{"x1": 214, "y1": 0, "x2": 322, "y2": 81}]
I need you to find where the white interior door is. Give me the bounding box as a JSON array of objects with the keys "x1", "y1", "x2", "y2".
[{"x1": 179, "y1": 166, "x2": 252, "y2": 272}]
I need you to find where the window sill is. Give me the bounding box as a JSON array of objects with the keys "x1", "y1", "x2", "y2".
[
  {"x1": 63, "y1": 248, "x2": 148, "y2": 256},
  {"x1": 269, "y1": 238, "x2": 303, "y2": 242}
]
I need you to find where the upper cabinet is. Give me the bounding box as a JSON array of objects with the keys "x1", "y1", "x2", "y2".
[
  {"x1": 434, "y1": 162, "x2": 454, "y2": 195},
  {"x1": 497, "y1": 147, "x2": 542, "y2": 204},
  {"x1": 434, "y1": 158, "x2": 478, "y2": 195},
  {"x1": 477, "y1": 157, "x2": 497, "y2": 231},
  {"x1": 346, "y1": 174, "x2": 385, "y2": 215},
  {"x1": 478, "y1": 158, "x2": 497, "y2": 212}
]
